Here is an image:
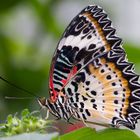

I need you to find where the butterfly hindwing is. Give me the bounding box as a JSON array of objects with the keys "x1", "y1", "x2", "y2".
[{"x1": 65, "y1": 50, "x2": 140, "y2": 129}]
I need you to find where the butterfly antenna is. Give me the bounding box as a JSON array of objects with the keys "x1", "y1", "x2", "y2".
[
  {"x1": 5, "y1": 96, "x2": 35, "y2": 99},
  {"x1": 0, "y1": 76, "x2": 40, "y2": 98}
]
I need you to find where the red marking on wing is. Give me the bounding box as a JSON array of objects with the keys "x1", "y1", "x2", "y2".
[
  {"x1": 49, "y1": 65, "x2": 78, "y2": 102},
  {"x1": 61, "y1": 66, "x2": 78, "y2": 88},
  {"x1": 72, "y1": 66, "x2": 77, "y2": 75},
  {"x1": 49, "y1": 78, "x2": 57, "y2": 102},
  {"x1": 61, "y1": 79, "x2": 67, "y2": 85},
  {"x1": 49, "y1": 64, "x2": 58, "y2": 102}
]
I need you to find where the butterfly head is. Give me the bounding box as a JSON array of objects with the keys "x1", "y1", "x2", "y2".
[{"x1": 37, "y1": 97, "x2": 47, "y2": 108}]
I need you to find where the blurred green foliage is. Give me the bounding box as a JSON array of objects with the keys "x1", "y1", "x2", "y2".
[
  {"x1": 0, "y1": 0, "x2": 24, "y2": 12},
  {"x1": 0, "y1": 0, "x2": 140, "y2": 136},
  {"x1": 0, "y1": 0, "x2": 64, "y2": 121}
]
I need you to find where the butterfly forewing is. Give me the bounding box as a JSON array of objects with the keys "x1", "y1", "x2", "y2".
[{"x1": 49, "y1": 5, "x2": 122, "y2": 102}]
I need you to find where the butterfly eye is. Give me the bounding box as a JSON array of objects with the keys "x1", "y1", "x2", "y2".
[{"x1": 38, "y1": 97, "x2": 46, "y2": 106}]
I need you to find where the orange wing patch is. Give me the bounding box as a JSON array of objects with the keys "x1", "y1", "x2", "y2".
[
  {"x1": 88, "y1": 58, "x2": 130, "y2": 116},
  {"x1": 83, "y1": 13, "x2": 111, "y2": 52}
]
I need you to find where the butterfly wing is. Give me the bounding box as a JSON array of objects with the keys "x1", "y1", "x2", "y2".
[
  {"x1": 56, "y1": 5, "x2": 140, "y2": 129},
  {"x1": 49, "y1": 5, "x2": 122, "y2": 102},
  {"x1": 64, "y1": 49, "x2": 140, "y2": 129},
  {"x1": 46, "y1": 4, "x2": 140, "y2": 130}
]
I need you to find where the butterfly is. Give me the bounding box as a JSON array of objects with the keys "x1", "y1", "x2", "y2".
[{"x1": 38, "y1": 5, "x2": 140, "y2": 130}]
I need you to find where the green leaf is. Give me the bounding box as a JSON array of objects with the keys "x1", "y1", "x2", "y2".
[
  {"x1": 124, "y1": 43, "x2": 140, "y2": 64},
  {"x1": 53, "y1": 127, "x2": 140, "y2": 140}
]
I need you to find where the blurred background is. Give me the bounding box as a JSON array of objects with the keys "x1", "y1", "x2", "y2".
[{"x1": 0, "y1": 0, "x2": 140, "y2": 135}]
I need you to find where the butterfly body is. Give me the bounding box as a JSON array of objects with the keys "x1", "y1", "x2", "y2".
[{"x1": 38, "y1": 5, "x2": 140, "y2": 130}]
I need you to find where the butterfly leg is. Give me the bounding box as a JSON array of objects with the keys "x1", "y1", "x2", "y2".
[{"x1": 45, "y1": 109, "x2": 50, "y2": 119}]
